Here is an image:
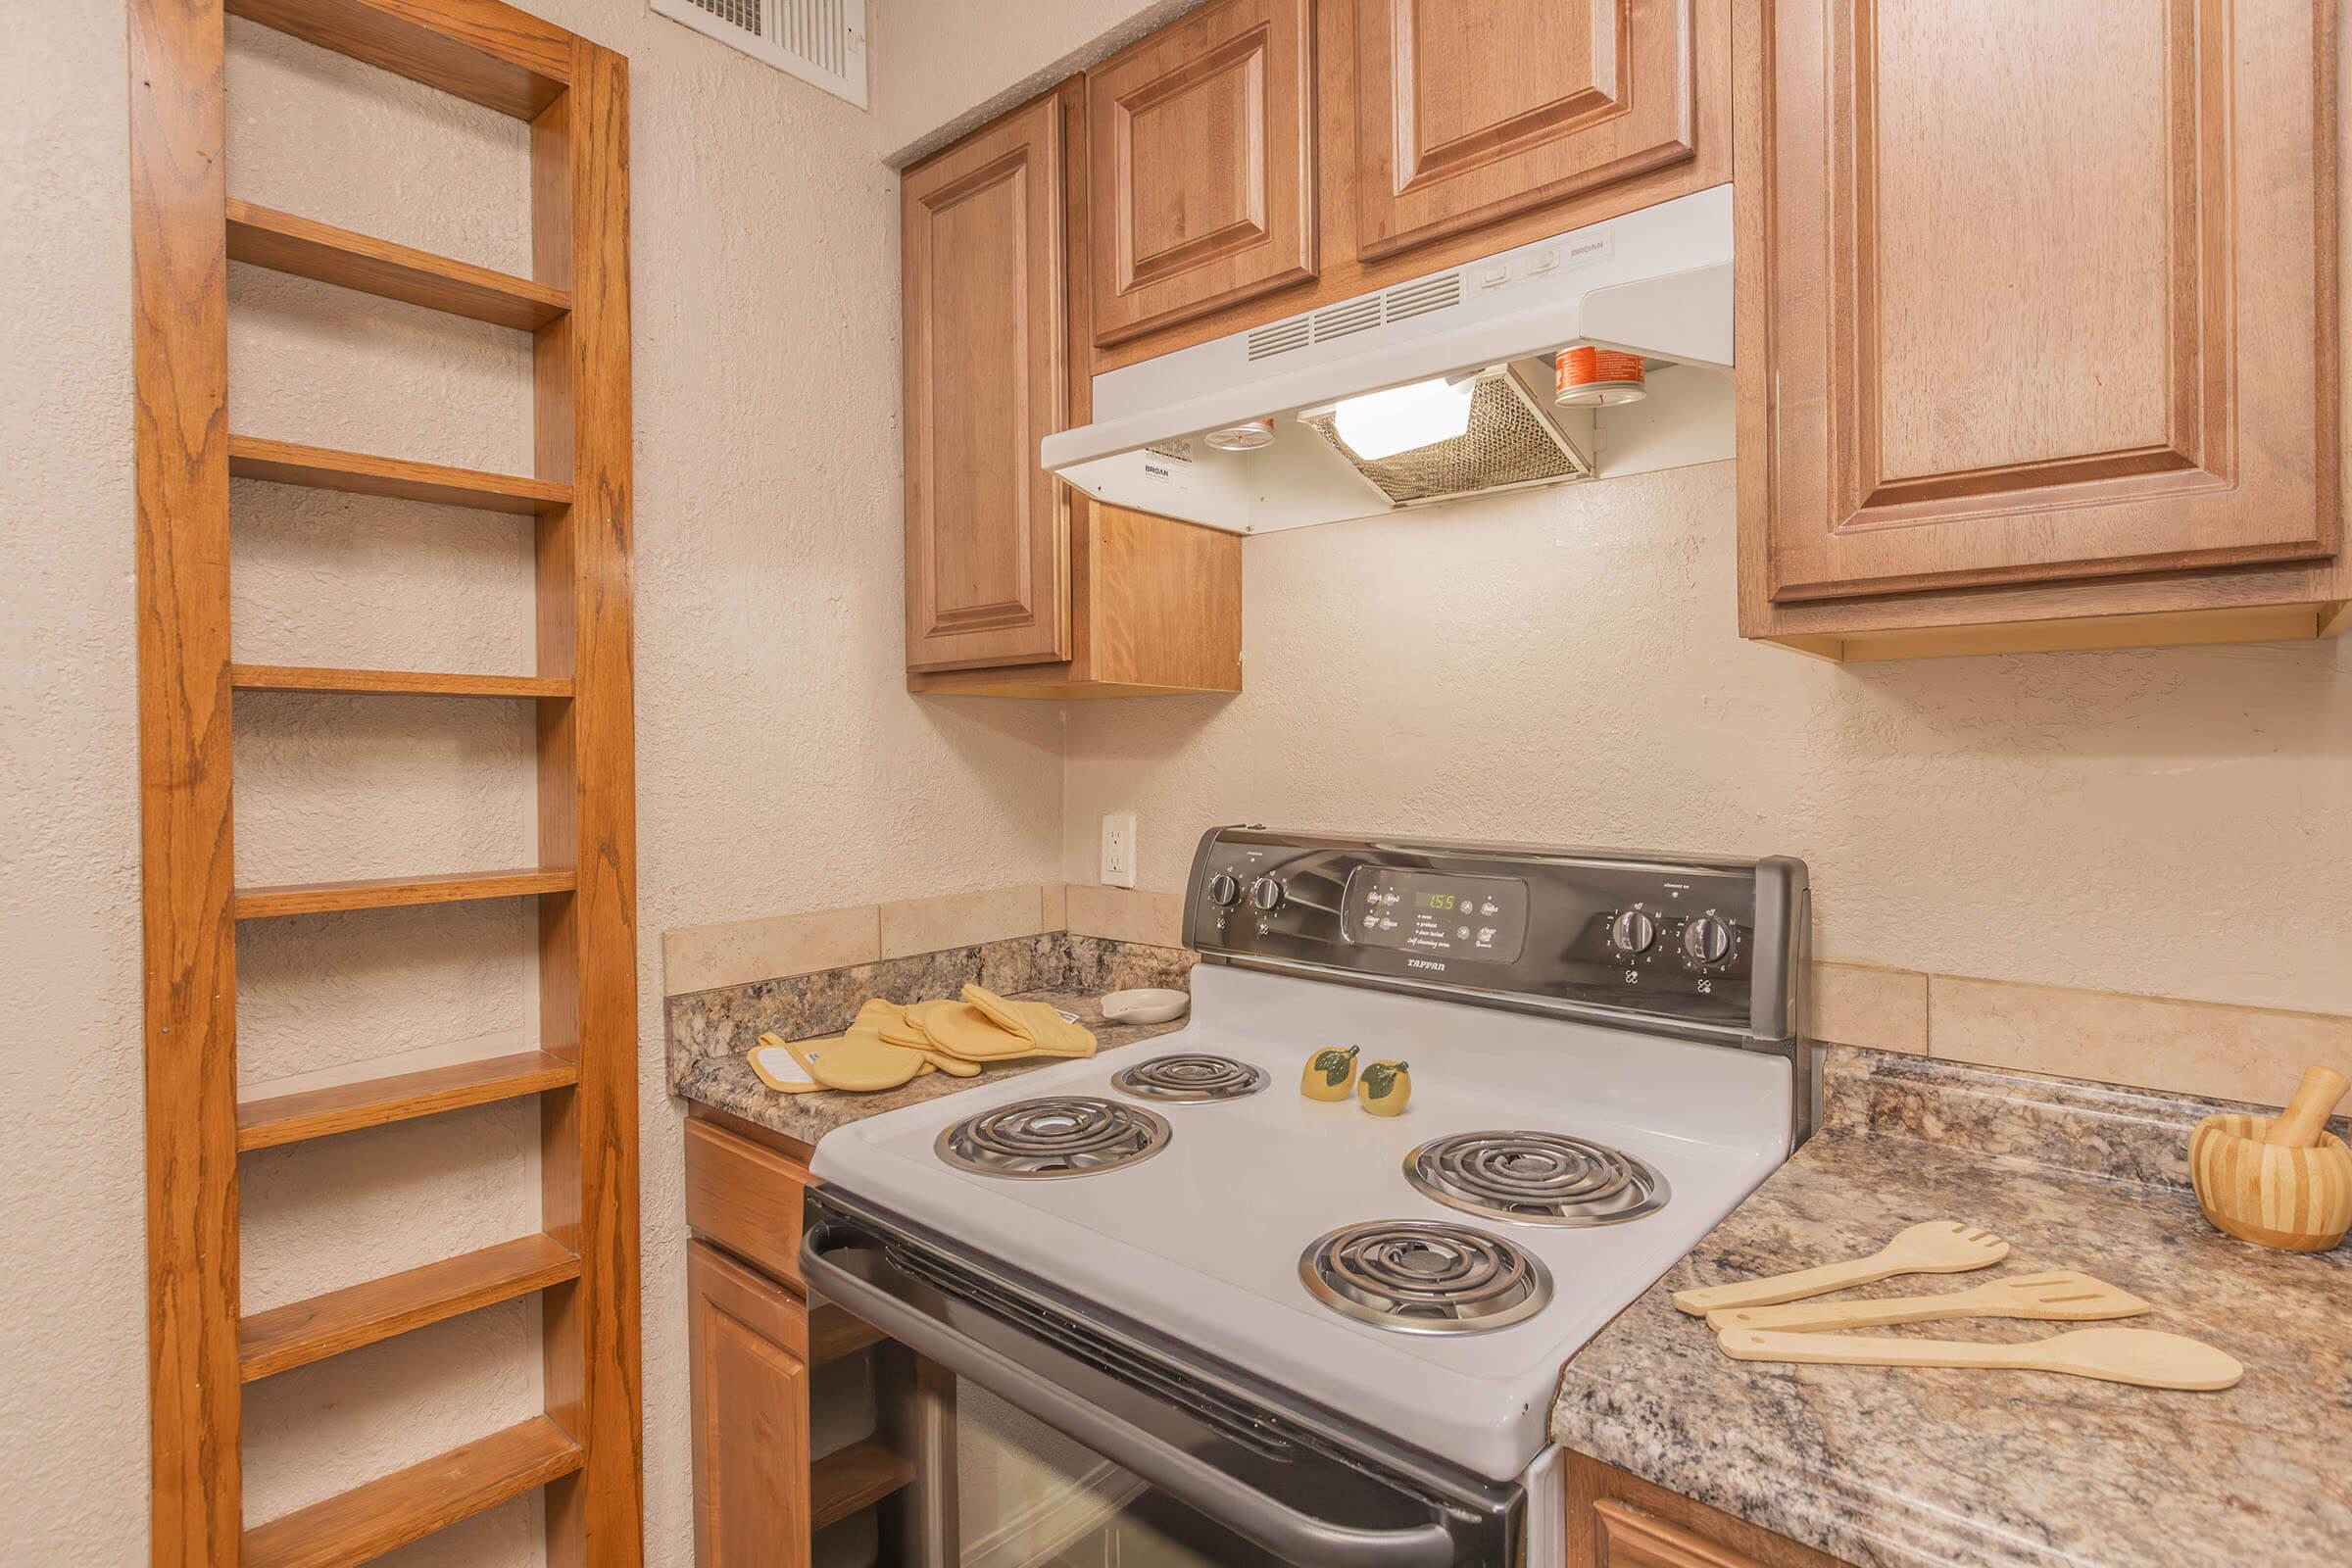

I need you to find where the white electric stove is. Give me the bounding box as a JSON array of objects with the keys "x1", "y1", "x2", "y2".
[{"x1": 804, "y1": 828, "x2": 1812, "y2": 1568}]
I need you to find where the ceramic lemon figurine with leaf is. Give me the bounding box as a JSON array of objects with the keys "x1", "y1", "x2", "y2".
[
  {"x1": 1357, "y1": 1059, "x2": 1412, "y2": 1116},
  {"x1": 1300, "y1": 1046, "x2": 1359, "y2": 1101}
]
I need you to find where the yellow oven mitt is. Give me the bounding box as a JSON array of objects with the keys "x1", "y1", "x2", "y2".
[
  {"x1": 781, "y1": 1001, "x2": 933, "y2": 1091},
  {"x1": 750, "y1": 1034, "x2": 822, "y2": 1094},
  {"x1": 961, "y1": 984, "x2": 1097, "y2": 1058},
  {"x1": 899, "y1": 998, "x2": 1034, "y2": 1060}
]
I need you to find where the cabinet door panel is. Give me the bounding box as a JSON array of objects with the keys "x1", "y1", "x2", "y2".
[
  {"x1": 1355, "y1": 0, "x2": 1697, "y2": 259},
  {"x1": 904, "y1": 95, "x2": 1072, "y2": 669},
  {"x1": 688, "y1": 1240, "x2": 810, "y2": 1568},
  {"x1": 1758, "y1": 0, "x2": 2337, "y2": 602},
  {"x1": 1089, "y1": 0, "x2": 1317, "y2": 345}
]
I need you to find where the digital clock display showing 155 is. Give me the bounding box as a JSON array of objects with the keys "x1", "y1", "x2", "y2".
[{"x1": 1417, "y1": 892, "x2": 1458, "y2": 910}]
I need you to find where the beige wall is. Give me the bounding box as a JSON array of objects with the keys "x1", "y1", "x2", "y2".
[
  {"x1": 1062, "y1": 461, "x2": 2352, "y2": 1028},
  {"x1": 5, "y1": 3, "x2": 1059, "y2": 1563},
  {"x1": 870, "y1": 0, "x2": 1201, "y2": 162}
]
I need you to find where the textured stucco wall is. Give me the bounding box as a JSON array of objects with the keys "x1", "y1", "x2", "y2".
[
  {"x1": 870, "y1": 0, "x2": 1200, "y2": 162},
  {"x1": 1062, "y1": 461, "x2": 2352, "y2": 1019},
  {"x1": 4, "y1": 4, "x2": 1061, "y2": 1563}
]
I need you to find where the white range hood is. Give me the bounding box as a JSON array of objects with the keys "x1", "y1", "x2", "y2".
[{"x1": 1042, "y1": 184, "x2": 1735, "y2": 533}]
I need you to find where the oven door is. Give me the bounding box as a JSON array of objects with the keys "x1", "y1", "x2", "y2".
[{"x1": 801, "y1": 1189, "x2": 1520, "y2": 1568}]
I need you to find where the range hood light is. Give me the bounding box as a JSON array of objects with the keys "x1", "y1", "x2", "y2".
[
  {"x1": 1205, "y1": 418, "x2": 1275, "y2": 452},
  {"x1": 1326, "y1": 375, "x2": 1475, "y2": 462}
]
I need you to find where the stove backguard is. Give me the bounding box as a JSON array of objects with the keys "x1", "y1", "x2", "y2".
[{"x1": 1184, "y1": 826, "x2": 1816, "y2": 1141}]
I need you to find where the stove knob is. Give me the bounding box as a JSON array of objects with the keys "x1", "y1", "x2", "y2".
[
  {"x1": 1206, "y1": 871, "x2": 1242, "y2": 908},
  {"x1": 1609, "y1": 908, "x2": 1658, "y2": 954},
  {"x1": 1684, "y1": 915, "x2": 1733, "y2": 964},
  {"x1": 1248, "y1": 875, "x2": 1287, "y2": 913}
]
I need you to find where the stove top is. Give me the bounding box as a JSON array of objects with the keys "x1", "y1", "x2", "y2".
[{"x1": 810, "y1": 828, "x2": 1809, "y2": 1484}]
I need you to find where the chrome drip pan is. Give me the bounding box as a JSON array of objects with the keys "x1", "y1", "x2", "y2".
[
  {"x1": 1111, "y1": 1054, "x2": 1268, "y2": 1102},
  {"x1": 936, "y1": 1097, "x2": 1172, "y2": 1179},
  {"x1": 1298, "y1": 1219, "x2": 1550, "y2": 1334},
  {"x1": 1402, "y1": 1130, "x2": 1669, "y2": 1226}
]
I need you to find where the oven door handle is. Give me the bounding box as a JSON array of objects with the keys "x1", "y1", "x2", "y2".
[{"x1": 800, "y1": 1222, "x2": 1459, "y2": 1568}]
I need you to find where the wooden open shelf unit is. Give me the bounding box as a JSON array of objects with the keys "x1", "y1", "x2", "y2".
[{"x1": 131, "y1": 1, "x2": 640, "y2": 1564}]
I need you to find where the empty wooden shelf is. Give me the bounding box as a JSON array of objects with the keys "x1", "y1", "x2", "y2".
[
  {"x1": 227, "y1": 434, "x2": 572, "y2": 514},
  {"x1": 225, "y1": 199, "x2": 568, "y2": 329},
  {"x1": 239, "y1": 1233, "x2": 581, "y2": 1382},
  {"x1": 236, "y1": 1050, "x2": 578, "y2": 1151},
  {"x1": 231, "y1": 868, "x2": 577, "y2": 921},
  {"x1": 239, "y1": 1416, "x2": 585, "y2": 1568},
  {"x1": 229, "y1": 664, "x2": 572, "y2": 699}
]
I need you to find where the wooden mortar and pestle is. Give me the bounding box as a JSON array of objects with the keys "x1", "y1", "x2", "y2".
[{"x1": 2188, "y1": 1064, "x2": 2352, "y2": 1252}]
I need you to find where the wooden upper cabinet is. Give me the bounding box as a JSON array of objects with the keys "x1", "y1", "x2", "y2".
[
  {"x1": 1749, "y1": 0, "x2": 2339, "y2": 609},
  {"x1": 903, "y1": 91, "x2": 1073, "y2": 671},
  {"x1": 1087, "y1": 0, "x2": 1318, "y2": 345},
  {"x1": 1353, "y1": 0, "x2": 1699, "y2": 261}
]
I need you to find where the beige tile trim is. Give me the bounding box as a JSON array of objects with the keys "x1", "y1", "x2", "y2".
[
  {"x1": 1805, "y1": 959, "x2": 2352, "y2": 1110},
  {"x1": 663, "y1": 883, "x2": 1065, "y2": 996},
  {"x1": 1064, "y1": 884, "x2": 1186, "y2": 948},
  {"x1": 662, "y1": 904, "x2": 881, "y2": 996},
  {"x1": 1808, "y1": 961, "x2": 1929, "y2": 1055},
  {"x1": 1927, "y1": 974, "x2": 2352, "y2": 1111},
  {"x1": 880, "y1": 884, "x2": 1052, "y2": 959}
]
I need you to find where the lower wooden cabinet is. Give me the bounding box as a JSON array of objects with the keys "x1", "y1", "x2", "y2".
[
  {"x1": 1567, "y1": 1451, "x2": 1852, "y2": 1568},
  {"x1": 688, "y1": 1240, "x2": 812, "y2": 1568},
  {"x1": 684, "y1": 1111, "x2": 948, "y2": 1563}
]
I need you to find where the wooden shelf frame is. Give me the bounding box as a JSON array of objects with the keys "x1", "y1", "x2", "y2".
[{"x1": 133, "y1": 2, "x2": 640, "y2": 1564}]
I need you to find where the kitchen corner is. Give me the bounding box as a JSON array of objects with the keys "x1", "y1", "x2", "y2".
[{"x1": 1553, "y1": 1049, "x2": 2352, "y2": 1568}]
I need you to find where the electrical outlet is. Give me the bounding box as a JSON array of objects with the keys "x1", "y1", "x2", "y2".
[{"x1": 1100, "y1": 811, "x2": 1138, "y2": 888}]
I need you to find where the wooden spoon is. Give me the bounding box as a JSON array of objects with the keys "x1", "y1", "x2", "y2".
[
  {"x1": 1673, "y1": 1221, "x2": 2010, "y2": 1316},
  {"x1": 1705, "y1": 1270, "x2": 2149, "y2": 1333},
  {"x1": 1717, "y1": 1326, "x2": 2243, "y2": 1391}
]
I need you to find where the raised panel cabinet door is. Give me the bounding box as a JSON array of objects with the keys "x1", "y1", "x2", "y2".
[
  {"x1": 688, "y1": 1240, "x2": 811, "y2": 1568},
  {"x1": 1354, "y1": 0, "x2": 1699, "y2": 260},
  {"x1": 1590, "y1": 1498, "x2": 1767, "y2": 1568},
  {"x1": 1755, "y1": 0, "x2": 2338, "y2": 603},
  {"x1": 1088, "y1": 0, "x2": 1318, "y2": 345},
  {"x1": 903, "y1": 94, "x2": 1073, "y2": 670}
]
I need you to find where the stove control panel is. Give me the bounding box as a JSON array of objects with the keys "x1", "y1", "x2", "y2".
[{"x1": 1183, "y1": 826, "x2": 1807, "y2": 1049}]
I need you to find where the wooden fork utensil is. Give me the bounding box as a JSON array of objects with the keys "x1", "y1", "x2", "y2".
[
  {"x1": 1705, "y1": 1269, "x2": 2149, "y2": 1333},
  {"x1": 1673, "y1": 1220, "x2": 2010, "y2": 1316},
  {"x1": 1717, "y1": 1326, "x2": 2243, "y2": 1392}
]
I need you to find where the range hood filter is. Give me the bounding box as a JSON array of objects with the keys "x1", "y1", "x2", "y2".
[{"x1": 1299, "y1": 367, "x2": 1592, "y2": 507}]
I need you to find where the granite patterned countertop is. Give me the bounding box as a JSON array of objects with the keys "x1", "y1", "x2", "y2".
[
  {"x1": 677, "y1": 986, "x2": 1188, "y2": 1146},
  {"x1": 1553, "y1": 1049, "x2": 2352, "y2": 1568}
]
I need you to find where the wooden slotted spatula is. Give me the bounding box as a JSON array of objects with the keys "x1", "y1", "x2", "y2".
[
  {"x1": 1673, "y1": 1220, "x2": 2009, "y2": 1316},
  {"x1": 1717, "y1": 1326, "x2": 2243, "y2": 1391},
  {"x1": 1704, "y1": 1270, "x2": 2150, "y2": 1333}
]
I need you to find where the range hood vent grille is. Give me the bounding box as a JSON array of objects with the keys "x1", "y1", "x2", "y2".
[
  {"x1": 1299, "y1": 367, "x2": 1591, "y2": 506},
  {"x1": 1246, "y1": 270, "x2": 1467, "y2": 363}
]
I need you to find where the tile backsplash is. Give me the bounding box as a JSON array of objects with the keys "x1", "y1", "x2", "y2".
[{"x1": 664, "y1": 886, "x2": 2350, "y2": 1113}]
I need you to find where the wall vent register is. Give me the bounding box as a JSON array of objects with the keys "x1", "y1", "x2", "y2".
[{"x1": 652, "y1": 0, "x2": 867, "y2": 107}]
